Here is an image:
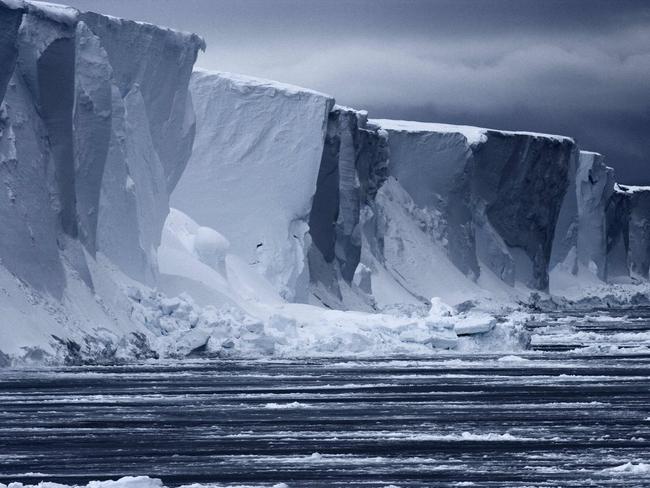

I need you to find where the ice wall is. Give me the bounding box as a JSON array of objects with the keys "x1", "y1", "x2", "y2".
[
  {"x1": 82, "y1": 12, "x2": 204, "y2": 283},
  {"x1": 575, "y1": 152, "x2": 615, "y2": 279},
  {"x1": 0, "y1": 1, "x2": 22, "y2": 105},
  {"x1": 308, "y1": 106, "x2": 374, "y2": 303},
  {"x1": 549, "y1": 151, "x2": 650, "y2": 287},
  {"x1": 550, "y1": 150, "x2": 616, "y2": 288},
  {"x1": 616, "y1": 185, "x2": 650, "y2": 279},
  {"x1": 0, "y1": 0, "x2": 203, "y2": 356},
  {"x1": 308, "y1": 114, "x2": 506, "y2": 310},
  {"x1": 605, "y1": 187, "x2": 631, "y2": 280},
  {"x1": 372, "y1": 120, "x2": 575, "y2": 291},
  {"x1": 0, "y1": 1, "x2": 203, "y2": 286},
  {"x1": 172, "y1": 70, "x2": 334, "y2": 301}
]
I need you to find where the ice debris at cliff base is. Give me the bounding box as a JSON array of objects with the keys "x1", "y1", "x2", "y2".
[{"x1": 0, "y1": 478, "x2": 290, "y2": 488}]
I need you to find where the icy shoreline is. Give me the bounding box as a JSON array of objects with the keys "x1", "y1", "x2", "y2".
[{"x1": 1, "y1": 1, "x2": 650, "y2": 366}]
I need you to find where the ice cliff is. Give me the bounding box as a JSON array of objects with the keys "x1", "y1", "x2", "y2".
[
  {"x1": 0, "y1": 0, "x2": 203, "y2": 358},
  {"x1": 368, "y1": 120, "x2": 576, "y2": 292},
  {"x1": 0, "y1": 1, "x2": 648, "y2": 365},
  {"x1": 612, "y1": 185, "x2": 650, "y2": 279},
  {"x1": 172, "y1": 70, "x2": 333, "y2": 301},
  {"x1": 549, "y1": 149, "x2": 650, "y2": 292}
]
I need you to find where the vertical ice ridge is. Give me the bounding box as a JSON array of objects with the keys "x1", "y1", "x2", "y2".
[
  {"x1": 309, "y1": 110, "x2": 341, "y2": 266},
  {"x1": 0, "y1": 2, "x2": 23, "y2": 103},
  {"x1": 79, "y1": 11, "x2": 204, "y2": 192},
  {"x1": 308, "y1": 106, "x2": 390, "y2": 308},
  {"x1": 605, "y1": 188, "x2": 631, "y2": 280},
  {"x1": 0, "y1": 69, "x2": 66, "y2": 297},
  {"x1": 617, "y1": 186, "x2": 650, "y2": 279},
  {"x1": 575, "y1": 151, "x2": 615, "y2": 280},
  {"x1": 0, "y1": 1, "x2": 203, "y2": 290},
  {"x1": 37, "y1": 36, "x2": 76, "y2": 237},
  {"x1": 72, "y1": 20, "x2": 112, "y2": 254}
]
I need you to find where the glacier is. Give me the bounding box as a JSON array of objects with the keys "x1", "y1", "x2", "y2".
[{"x1": 0, "y1": 0, "x2": 649, "y2": 365}]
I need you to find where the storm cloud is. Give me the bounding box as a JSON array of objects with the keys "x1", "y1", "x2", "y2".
[{"x1": 64, "y1": 0, "x2": 650, "y2": 183}]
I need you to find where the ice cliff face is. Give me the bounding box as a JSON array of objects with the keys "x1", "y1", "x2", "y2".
[
  {"x1": 0, "y1": 0, "x2": 203, "y2": 356},
  {"x1": 307, "y1": 106, "x2": 391, "y2": 308},
  {"x1": 81, "y1": 11, "x2": 204, "y2": 284},
  {"x1": 548, "y1": 149, "x2": 650, "y2": 289},
  {"x1": 172, "y1": 70, "x2": 333, "y2": 301},
  {"x1": 0, "y1": 0, "x2": 648, "y2": 364},
  {"x1": 575, "y1": 152, "x2": 615, "y2": 279},
  {"x1": 0, "y1": 1, "x2": 21, "y2": 104},
  {"x1": 550, "y1": 151, "x2": 616, "y2": 288},
  {"x1": 372, "y1": 120, "x2": 575, "y2": 292},
  {"x1": 0, "y1": 0, "x2": 203, "y2": 285},
  {"x1": 613, "y1": 185, "x2": 650, "y2": 279}
]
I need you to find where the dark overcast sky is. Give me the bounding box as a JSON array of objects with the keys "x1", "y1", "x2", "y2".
[{"x1": 63, "y1": 0, "x2": 650, "y2": 184}]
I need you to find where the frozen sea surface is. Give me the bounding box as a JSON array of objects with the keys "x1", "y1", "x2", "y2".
[{"x1": 1, "y1": 310, "x2": 650, "y2": 487}]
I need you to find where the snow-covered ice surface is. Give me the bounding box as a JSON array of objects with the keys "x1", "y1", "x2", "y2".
[{"x1": 1, "y1": 309, "x2": 649, "y2": 487}]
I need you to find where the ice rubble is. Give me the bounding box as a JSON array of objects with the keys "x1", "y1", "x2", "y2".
[
  {"x1": 0, "y1": 477, "x2": 291, "y2": 488},
  {"x1": 154, "y1": 208, "x2": 502, "y2": 359},
  {"x1": 0, "y1": 1, "x2": 648, "y2": 365}
]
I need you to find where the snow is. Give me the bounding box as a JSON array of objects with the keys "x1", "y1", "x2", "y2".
[
  {"x1": 498, "y1": 355, "x2": 529, "y2": 362},
  {"x1": 0, "y1": 0, "x2": 24, "y2": 10},
  {"x1": 371, "y1": 118, "x2": 574, "y2": 146},
  {"x1": 367, "y1": 177, "x2": 509, "y2": 307},
  {"x1": 616, "y1": 184, "x2": 650, "y2": 194},
  {"x1": 204, "y1": 69, "x2": 330, "y2": 99},
  {"x1": 600, "y1": 462, "x2": 650, "y2": 475},
  {"x1": 155, "y1": 208, "x2": 521, "y2": 358},
  {"x1": 454, "y1": 312, "x2": 497, "y2": 335},
  {"x1": 370, "y1": 118, "x2": 488, "y2": 146},
  {"x1": 26, "y1": 1, "x2": 78, "y2": 25}
]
